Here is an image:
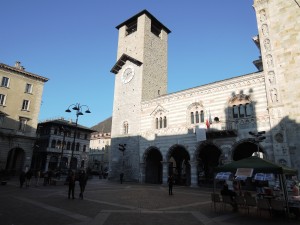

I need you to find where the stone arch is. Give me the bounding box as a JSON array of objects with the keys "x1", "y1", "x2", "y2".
[
  {"x1": 5, "y1": 147, "x2": 25, "y2": 175},
  {"x1": 166, "y1": 144, "x2": 190, "y2": 185},
  {"x1": 195, "y1": 141, "x2": 222, "y2": 183},
  {"x1": 232, "y1": 138, "x2": 266, "y2": 161},
  {"x1": 143, "y1": 146, "x2": 163, "y2": 184}
]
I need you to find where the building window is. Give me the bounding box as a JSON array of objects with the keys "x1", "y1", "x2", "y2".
[
  {"x1": 155, "y1": 116, "x2": 168, "y2": 129},
  {"x1": 54, "y1": 128, "x2": 58, "y2": 135},
  {"x1": 56, "y1": 140, "x2": 62, "y2": 149},
  {"x1": 51, "y1": 140, "x2": 56, "y2": 148},
  {"x1": 67, "y1": 142, "x2": 71, "y2": 150},
  {"x1": 18, "y1": 117, "x2": 28, "y2": 132},
  {"x1": 1, "y1": 77, "x2": 10, "y2": 87},
  {"x1": 22, "y1": 100, "x2": 30, "y2": 111},
  {"x1": 190, "y1": 112, "x2": 194, "y2": 124},
  {"x1": 83, "y1": 145, "x2": 86, "y2": 152},
  {"x1": 245, "y1": 103, "x2": 253, "y2": 117},
  {"x1": 126, "y1": 19, "x2": 137, "y2": 36},
  {"x1": 25, "y1": 83, "x2": 33, "y2": 93},
  {"x1": 163, "y1": 116, "x2": 167, "y2": 128},
  {"x1": 77, "y1": 132, "x2": 80, "y2": 139},
  {"x1": 233, "y1": 105, "x2": 239, "y2": 118},
  {"x1": 200, "y1": 110, "x2": 205, "y2": 122},
  {"x1": 0, "y1": 94, "x2": 6, "y2": 105},
  {"x1": 123, "y1": 121, "x2": 129, "y2": 134},
  {"x1": 189, "y1": 105, "x2": 205, "y2": 125},
  {"x1": 159, "y1": 117, "x2": 163, "y2": 128},
  {"x1": 84, "y1": 134, "x2": 88, "y2": 139},
  {"x1": 76, "y1": 143, "x2": 80, "y2": 151}
]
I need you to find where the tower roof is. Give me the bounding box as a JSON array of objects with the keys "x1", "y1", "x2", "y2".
[{"x1": 116, "y1": 9, "x2": 171, "y2": 34}]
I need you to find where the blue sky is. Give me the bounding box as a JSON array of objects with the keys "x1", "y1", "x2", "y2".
[{"x1": 0, "y1": 0, "x2": 259, "y2": 128}]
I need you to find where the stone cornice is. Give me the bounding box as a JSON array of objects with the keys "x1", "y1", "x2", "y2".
[
  {"x1": 141, "y1": 72, "x2": 265, "y2": 107},
  {"x1": 0, "y1": 63, "x2": 49, "y2": 82}
]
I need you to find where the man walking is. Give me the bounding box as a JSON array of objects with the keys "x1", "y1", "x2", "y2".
[
  {"x1": 67, "y1": 171, "x2": 76, "y2": 199},
  {"x1": 168, "y1": 174, "x2": 174, "y2": 195}
]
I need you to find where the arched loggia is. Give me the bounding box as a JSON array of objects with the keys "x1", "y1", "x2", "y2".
[
  {"x1": 196, "y1": 141, "x2": 221, "y2": 184},
  {"x1": 232, "y1": 139, "x2": 265, "y2": 161},
  {"x1": 167, "y1": 144, "x2": 190, "y2": 185},
  {"x1": 144, "y1": 147, "x2": 163, "y2": 184}
]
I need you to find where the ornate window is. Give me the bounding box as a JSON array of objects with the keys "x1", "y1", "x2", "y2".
[
  {"x1": 151, "y1": 105, "x2": 168, "y2": 130},
  {"x1": 188, "y1": 102, "x2": 205, "y2": 125},
  {"x1": 229, "y1": 94, "x2": 252, "y2": 119}
]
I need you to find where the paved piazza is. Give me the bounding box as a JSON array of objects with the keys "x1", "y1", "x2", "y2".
[{"x1": 0, "y1": 178, "x2": 299, "y2": 225}]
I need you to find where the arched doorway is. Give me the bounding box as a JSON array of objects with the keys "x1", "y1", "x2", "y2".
[
  {"x1": 48, "y1": 156, "x2": 58, "y2": 170},
  {"x1": 70, "y1": 157, "x2": 78, "y2": 170},
  {"x1": 167, "y1": 145, "x2": 190, "y2": 185},
  {"x1": 144, "y1": 147, "x2": 162, "y2": 184},
  {"x1": 6, "y1": 147, "x2": 25, "y2": 175},
  {"x1": 197, "y1": 142, "x2": 221, "y2": 183},
  {"x1": 232, "y1": 140, "x2": 264, "y2": 161}
]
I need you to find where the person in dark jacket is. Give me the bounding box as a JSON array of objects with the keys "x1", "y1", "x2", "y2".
[
  {"x1": 79, "y1": 170, "x2": 88, "y2": 199},
  {"x1": 67, "y1": 171, "x2": 76, "y2": 199},
  {"x1": 167, "y1": 175, "x2": 174, "y2": 195},
  {"x1": 19, "y1": 171, "x2": 26, "y2": 188}
]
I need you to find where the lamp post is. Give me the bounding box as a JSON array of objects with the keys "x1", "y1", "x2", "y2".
[
  {"x1": 65, "y1": 103, "x2": 91, "y2": 170},
  {"x1": 249, "y1": 131, "x2": 266, "y2": 157}
]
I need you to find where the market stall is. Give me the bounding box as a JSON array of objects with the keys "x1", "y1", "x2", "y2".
[{"x1": 213, "y1": 156, "x2": 298, "y2": 215}]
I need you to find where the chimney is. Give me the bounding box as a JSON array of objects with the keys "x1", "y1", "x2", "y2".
[{"x1": 15, "y1": 61, "x2": 25, "y2": 70}]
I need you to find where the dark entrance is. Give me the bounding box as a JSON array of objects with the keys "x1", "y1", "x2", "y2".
[
  {"x1": 6, "y1": 147, "x2": 25, "y2": 175},
  {"x1": 197, "y1": 143, "x2": 221, "y2": 183},
  {"x1": 233, "y1": 141, "x2": 263, "y2": 161},
  {"x1": 168, "y1": 145, "x2": 190, "y2": 186},
  {"x1": 145, "y1": 147, "x2": 162, "y2": 184}
]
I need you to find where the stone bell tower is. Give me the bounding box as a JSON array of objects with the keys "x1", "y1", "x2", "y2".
[{"x1": 109, "y1": 10, "x2": 171, "y2": 180}]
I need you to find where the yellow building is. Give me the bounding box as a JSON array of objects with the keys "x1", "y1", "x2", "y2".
[{"x1": 0, "y1": 61, "x2": 48, "y2": 175}]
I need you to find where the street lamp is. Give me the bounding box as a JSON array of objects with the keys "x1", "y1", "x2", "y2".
[
  {"x1": 249, "y1": 131, "x2": 266, "y2": 157},
  {"x1": 65, "y1": 103, "x2": 91, "y2": 170}
]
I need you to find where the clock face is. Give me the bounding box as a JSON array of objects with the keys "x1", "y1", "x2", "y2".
[{"x1": 122, "y1": 67, "x2": 134, "y2": 84}]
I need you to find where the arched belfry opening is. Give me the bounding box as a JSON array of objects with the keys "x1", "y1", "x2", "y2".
[
  {"x1": 232, "y1": 139, "x2": 265, "y2": 161},
  {"x1": 196, "y1": 141, "x2": 221, "y2": 184},
  {"x1": 144, "y1": 147, "x2": 163, "y2": 184},
  {"x1": 167, "y1": 144, "x2": 190, "y2": 185}
]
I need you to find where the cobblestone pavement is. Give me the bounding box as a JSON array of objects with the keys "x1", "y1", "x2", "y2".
[{"x1": 0, "y1": 178, "x2": 299, "y2": 225}]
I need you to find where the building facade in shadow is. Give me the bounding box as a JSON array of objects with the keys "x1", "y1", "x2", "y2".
[{"x1": 109, "y1": 1, "x2": 300, "y2": 185}]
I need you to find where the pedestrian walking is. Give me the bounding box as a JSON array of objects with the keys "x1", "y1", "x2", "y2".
[
  {"x1": 79, "y1": 170, "x2": 88, "y2": 199},
  {"x1": 19, "y1": 171, "x2": 26, "y2": 188},
  {"x1": 35, "y1": 170, "x2": 41, "y2": 187},
  {"x1": 120, "y1": 172, "x2": 124, "y2": 184},
  {"x1": 25, "y1": 169, "x2": 32, "y2": 187},
  {"x1": 67, "y1": 171, "x2": 76, "y2": 199},
  {"x1": 168, "y1": 174, "x2": 174, "y2": 195}
]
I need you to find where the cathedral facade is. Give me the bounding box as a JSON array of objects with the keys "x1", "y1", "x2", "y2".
[{"x1": 109, "y1": 0, "x2": 300, "y2": 185}]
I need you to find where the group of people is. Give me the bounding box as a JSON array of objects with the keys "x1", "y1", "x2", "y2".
[
  {"x1": 19, "y1": 169, "x2": 40, "y2": 188},
  {"x1": 67, "y1": 170, "x2": 88, "y2": 200}
]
